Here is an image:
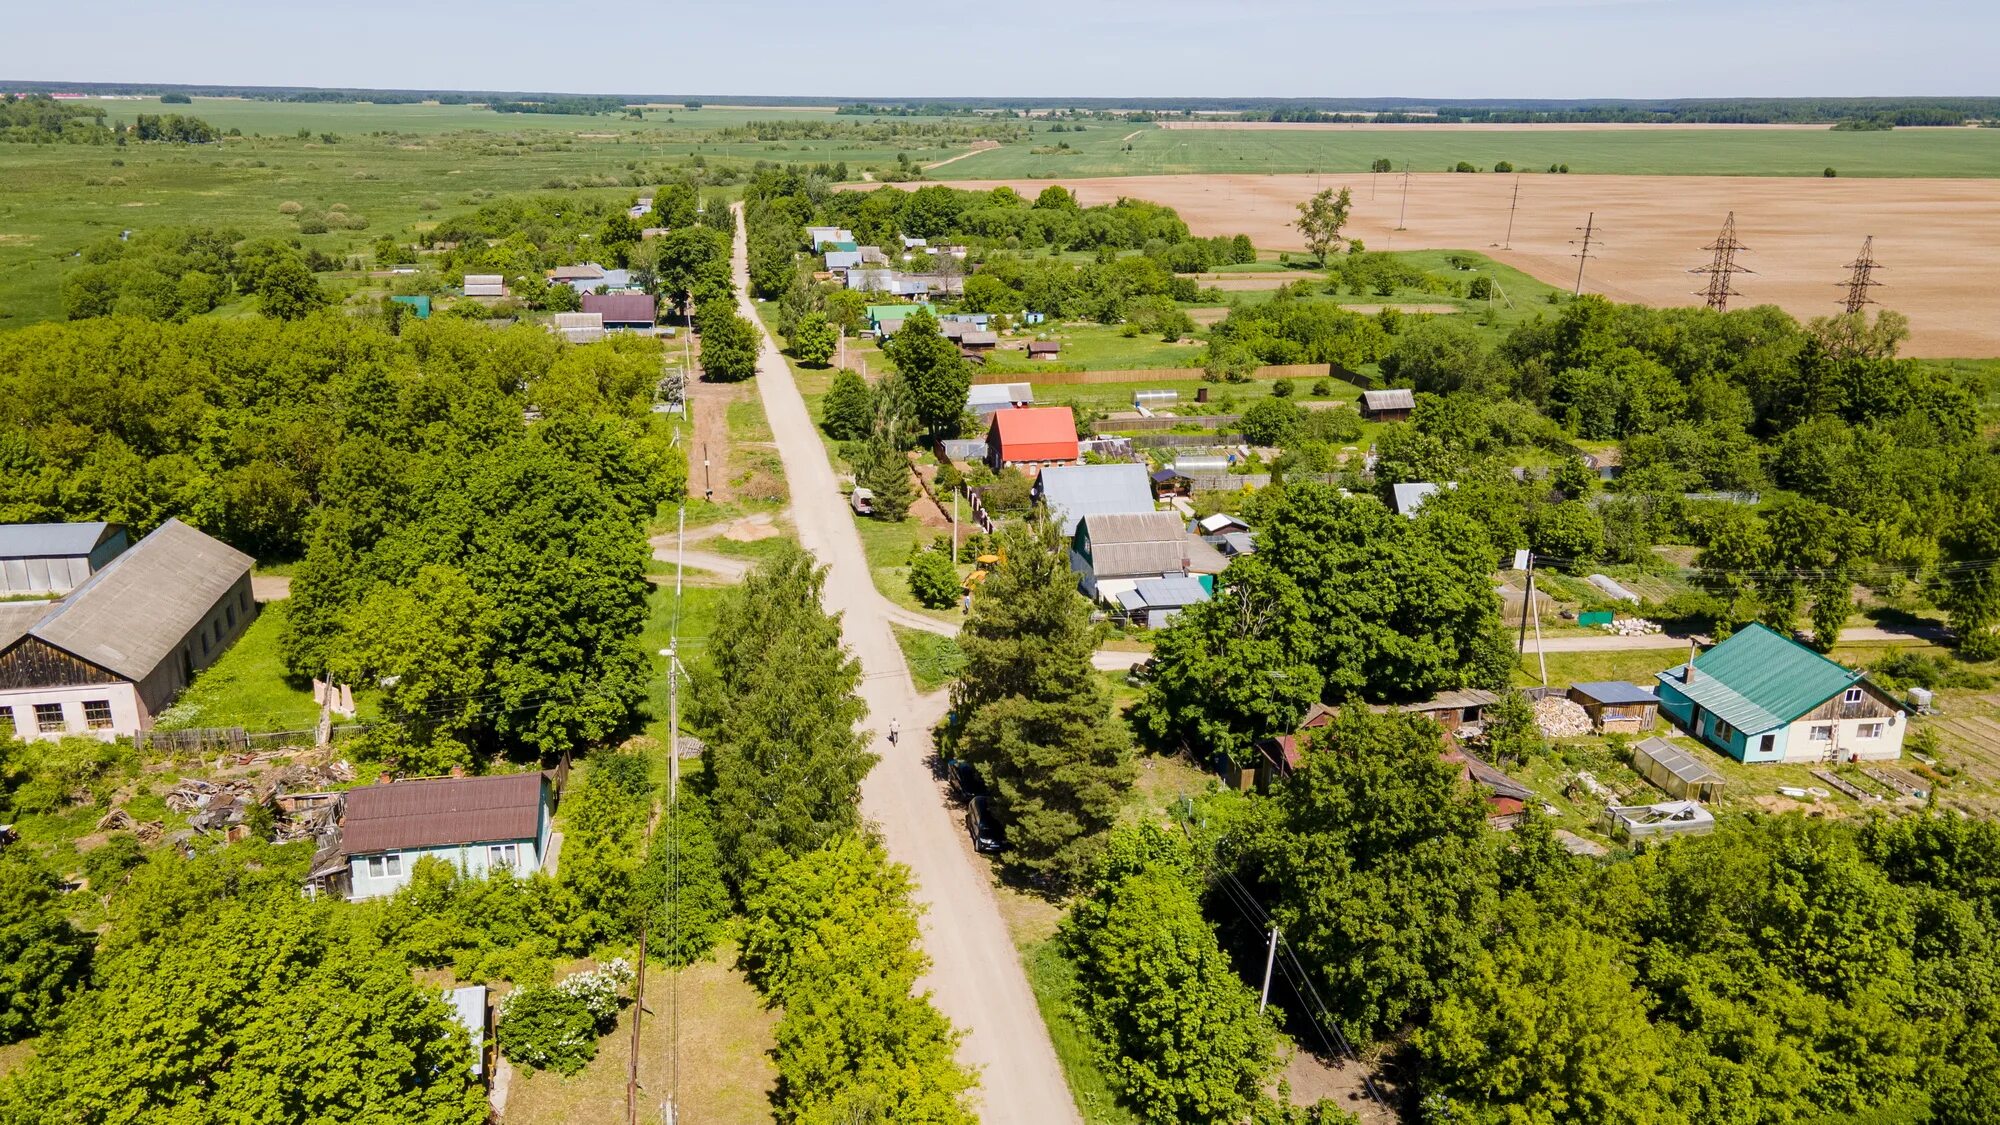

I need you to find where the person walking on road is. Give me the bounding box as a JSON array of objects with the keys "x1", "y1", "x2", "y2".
[{"x1": 888, "y1": 718, "x2": 900, "y2": 746}]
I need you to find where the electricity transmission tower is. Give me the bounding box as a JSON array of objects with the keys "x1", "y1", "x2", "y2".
[
  {"x1": 1838, "y1": 235, "x2": 1884, "y2": 314},
  {"x1": 1691, "y1": 211, "x2": 1753, "y2": 312},
  {"x1": 1569, "y1": 212, "x2": 1599, "y2": 295}
]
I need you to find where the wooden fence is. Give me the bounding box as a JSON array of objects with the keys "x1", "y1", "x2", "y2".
[{"x1": 138, "y1": 722, "x2": 373, "y2": 757}]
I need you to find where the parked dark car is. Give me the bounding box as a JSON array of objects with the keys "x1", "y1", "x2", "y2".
[
  {"x1": 966, "y1": 796, "x2": 1005, "y2": 854},
  {"x1": 947, "y1": 759, "x2": 987, "y2": 803}
]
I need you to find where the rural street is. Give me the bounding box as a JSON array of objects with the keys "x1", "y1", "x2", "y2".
[{"x1": 729, "y1": 205, "x2": 1082, "y2": 1125}]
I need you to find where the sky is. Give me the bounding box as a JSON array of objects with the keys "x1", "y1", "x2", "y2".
[{"x1": 3, "y1": 0, "x2": 1993, "y2": 99}]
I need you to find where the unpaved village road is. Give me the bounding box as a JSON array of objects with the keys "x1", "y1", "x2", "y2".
[{"x1": 729, "y1": 205, "x2": 1083, "y2": 1125}]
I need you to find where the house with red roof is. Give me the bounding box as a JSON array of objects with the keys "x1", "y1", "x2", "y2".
[{"x1": 985, "y1": 406, "x2": 1080, "y2": 473}]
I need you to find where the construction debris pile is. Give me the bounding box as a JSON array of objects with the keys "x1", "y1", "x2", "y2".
[
  {"x1": 1534, "y1": 696, "x2": 1594, "y2": 738},
  {"x1": 1602, "y1": 617, "x2": 1663, "y2": 636},
  {"x1": 149, "y1": 760, "x2": 357, "y2": 844},
  {"x1": 96, "y1": 808, "x2": 165, "y2": 844}
]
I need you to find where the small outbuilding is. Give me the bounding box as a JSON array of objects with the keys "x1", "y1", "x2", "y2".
[
  {"x1": 967, "y1": 383, "x2": 1034, "y2": 417},
  {"x1": 1568, "y1": 681, "x2": 1660, "y2": 734},
  {"x1": 553, "y1": 311, "x2": 605, "y2": 344},
  {"x1": 1115, "y1": 576, "x2": 1210, "y2": 629},
  {"x1": 1392, "y1": 482, "x2": 1441, "y2": 517},
  {"x1": 462, "y1": 274, "x2": 506, "y2": 298},
  {"x1": 0, "y1": 522, "x2": 129, "y2": 596},
  {"x1": 1027, "y1": 340, "x2": 1061, "y2": 359},
  {"x1": 443, "y1": 985, "x2": 490, "y2": 1081},
  {"x1": 1631, "y1": 737, "x2": 1725, "y2": 802},
  {"x1": 1360, "y1": 387, "x2": 1415, "y2": 422}
]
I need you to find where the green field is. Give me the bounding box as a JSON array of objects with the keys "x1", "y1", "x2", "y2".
[{"x1": 946, "y1": 121, "x2": 2000, "y2": 180}]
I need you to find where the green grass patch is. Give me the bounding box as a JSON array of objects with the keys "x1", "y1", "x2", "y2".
[
  {"x1": 894, "y1": 627, "x2": 966, "y2": 693},
  {"x1": 947, "y1": 120, "x2": 2000, "y2": 180},
  {"x1": 157, "y1": 601, "x2": 370, "y2": 732},
  {"x1": 1022, "y1": 937, "x2": 1141, "y2": 1125}
]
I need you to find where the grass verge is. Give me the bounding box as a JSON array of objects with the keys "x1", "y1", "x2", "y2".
[{"x1": 894, "y1": 627, "x2": 966, "y2": 693}]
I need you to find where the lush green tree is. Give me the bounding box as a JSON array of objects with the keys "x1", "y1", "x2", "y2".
[
  {"x1": 699, "y1": 544, "x2": 874, "y2": 886},
  {"x1": 1381, "y1": 318, "x2": 1507, "y2": 396},
  {"x1": 953, "y1": 520, "x2": 1132, "y2": 886},
  {"x1": 1418, "y1": 903, "x2": 1675, "y2": 1125},
  {"x1": 0, "y1": 853, "x2": 91, "y2": 1044},
  {"x1": 646, "y1": 227, "x2": 731, "y2": 318},
  {"x1": 1483, "y1": 690, "x2": 1544, "y2": 766},
  {"x1": 1242, "y1": 706, "x2": 1499, "y2": 1038},
  {"x1": 0, "y1": 885, "x2": 487, "y2": 1124},
  {"x1": 883, "y1": 309, "x2": 971, "y2": 441},
  {"x1": 697, "y1": 299, "x2": 759, "y2": 382},
  {"x1": 908, "y1": 548, "x2": 960, "y2": 609},
  {"x1": 1064, "y1": 822, "x2": 1282, "y2": 1124},
  {"x1": 1529, "y1": 500, "x2": 1605, "y2": 566},
  {"x1": 1293, "y1": 187, "x2": 1354, "y2": 265},
  {"x1": 254, "y1": 255, "x2": 328, "y2": 320},
  {"x1": 329, "y1": 564, "x2": 492, "y2": 752},
  {"x1": 789, "y1": 311, "x2": 837, "y2": 366},
  {"x1": 1940, "y1": 497, "x2": 2000, "y2": 660},
  {"x1": 740, "y1": 837, "x2": 976, "y2": 1124},
  {"x1": 1132, "y1": 556, "x2": 1322, "y2": 765},
  {"x1": 1240, "y1": 397, "x2": 1304, "y2": 446},
  {"x1": 856, "y1": 438, "x2": 915, "y2": 521},
  {"x1": 820, "y1": 368, "x2": 874, "y2": 441},
  {"x1": 638, "y1": 795, "x2": 732, "y2": 967}
]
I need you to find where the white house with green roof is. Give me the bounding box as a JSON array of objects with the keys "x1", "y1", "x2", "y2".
[{"x1": 1653, "y1": 623, "x2": 1907, "y2": 765}]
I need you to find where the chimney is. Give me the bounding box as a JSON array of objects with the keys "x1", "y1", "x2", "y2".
[
  {"x1": 1683, "y1": 639, "x2": 1699, "y2": 684},
  {"x1": 449, "y1": 765, "x2": 466, "y2": 779},
  {"x1": 376, "y1": 772, "x2": 393, "y2": 786}
]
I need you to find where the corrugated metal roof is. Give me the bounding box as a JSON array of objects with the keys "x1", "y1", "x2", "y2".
[
  {"x1": 26, "y1": 519, "x2": 251, "y2": 682},
  {"x1": 1080, "y1": 512, "x2": 1192, "y2": 578},
  {"x1": 990, "y1": 407, "x2": 1079, "y2": 462},
  {"x1": 1038, "y1": 464, "x2": 1154, "y2": 535},
  {"x1": 824, "y1": 250, "x2": 863, "y2": 270},
  {"x1": 581, "y1": 293, "x2": 656, "y2": 324},
  {"x1": 443, "y1": 986, "x2": 488, "y2": 1078},
  {"x1": 1571, "y1": 681, "x2": 1658, "y2": 706},
  {"x1": 1654, "y1": 623, "x2": 1866, "y2": 732},
  {"x1": 1363, "y1": 388, "x2": 1415, "y2": 411},
  {"x1": 553, "y1": 312, "x2": 603, "y2": 329},
  {"x1": 1126, "y1": 576, "x2": 1210, "y2": 609},
  {"x1": 0, "y1": 522, "x2": 116, "y2": 559},
  {"x1": 548, "y1": 263, "x2": 605, "y2": 280},
  {"x1": 340, "y1": 772, "x2": 545, "y2": 856},
  {"x1": 967, "y1": 383, "x2": 1033, "y2": 408}
]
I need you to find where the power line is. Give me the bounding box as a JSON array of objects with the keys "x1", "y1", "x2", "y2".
[
  {"x1": 1839, "y1": 235, "x2": 1884, "y2": 314},
  {"x1": 1691, "y1": 211, "x2": 1753, "y2": 312},
  {"x1": 1569, "y1": 212, "x2": 1599, "y2": 296}
]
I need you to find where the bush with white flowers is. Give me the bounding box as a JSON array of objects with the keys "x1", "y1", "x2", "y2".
[{"x1": 497, "y1": 959, "x2": 634, "y2": 1074}]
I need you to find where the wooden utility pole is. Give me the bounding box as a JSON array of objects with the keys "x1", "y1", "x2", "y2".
[
  {"x1": 1395, "y1": 165, "x2": 1411, "y2": 231},
  {"x1": 1503, "y1": 176, "x2": 1521, "y2": 249},
  {"x1": 1570, "y1": 213, "x2": 1598, "y2": 296},
  {"x1": 626, "y1": 924, "x2": 648, "y2": 1125}
]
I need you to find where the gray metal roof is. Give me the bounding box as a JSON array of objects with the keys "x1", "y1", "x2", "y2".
[
  {"x1": 25, "y1": 519, "x2": 253, "y2": 681},
  {"x1": 1363, "y1": 388, "x2": 1416, "y2": 411},
  {"x1": 1220, "y1": 531, "x2": 1256, "y2": 556},
  {"x1": 1197, "y1": 513, "x2": 1248, "y2": 534},
  {"x1": 1121, "y1": 576, "x2": 1210, "y2": 610},
  {"x1": 1571, "y1": 681, "x2": 1658, "y2": 706},
  {"x1": 1040, "y1": 464, "x2": 1155, "y2": 535},
  {"x1": 967, "y1": 383, "x2": 1033, "y2": 408},
  {"x1": 1392, "y1": 482, "x2": 1441, "y2": 516},
  {"x1": 443, "y1": 986, "x2": 488, "y2": 1078},
  {"x1": 1080, "y1": 512, "x2": 1193, "y2": 578},
  {"x1": 0, "y1": 522, "x2": 116, "y2": 559}
]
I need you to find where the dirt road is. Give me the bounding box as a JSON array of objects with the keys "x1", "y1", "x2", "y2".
[{"x1": 729, "y1": 205, "x2": 1081, "y2": 1125}]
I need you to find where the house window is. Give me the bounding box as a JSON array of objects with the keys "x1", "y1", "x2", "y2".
[
  {"x1": 1809, "y1": 724, "x2": 1835, "y2": 741},
  {"x1": 1858, "y1": 722, "x2": 1885, "y2": 739},
  {"x1": 0, "y1": 708, "x2": 12, "y2": 737},
  {"x1": 1758, "y1": 734, "x2": 1776, "y2": 755},
  {"x1": 1843, "y1": 687, "x2": 1864, "y2": 704},
  {"x1": 226, "y1": 604, "x2": 237, "y2": 628},
  {"x1": 33, "y1": 703, "x2": 66, "y2": 733},
  {"x1": 83, "y1": 700, "x2": 114, "y2": 730},
  {"x1": 1712, "y1": 718, "x2": 1735, "y2": 742},
  {"x1": 366, "y1": 854, "x2": 403, "y2": 879},
  {"x1": 487, "y1": 844, "x2": 519, "y2": 870}
]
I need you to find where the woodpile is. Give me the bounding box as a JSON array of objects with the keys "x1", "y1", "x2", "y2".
[
  {"x1": 1603, "y1": 617, "x2": 1664, "y2": 636},
  {"x1": 1534, "y1": 696, "x2": 1594, "y2": 738}
]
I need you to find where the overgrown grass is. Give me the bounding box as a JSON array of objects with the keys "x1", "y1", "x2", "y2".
[
  {"x1": 894, "y1": 627, "x2": 966, "y2": 693},
  {"x1": 1022, "y1": 937, "x2": 1141, "y2": 1125},
  {"x1": 156, "y1": 601, "x2": 372, "y2": 732}
]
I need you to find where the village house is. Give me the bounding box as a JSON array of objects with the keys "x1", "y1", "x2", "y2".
[
  {"x1": 1069, "y1": 510, "x2": 1225, "y2": 602},
  {"x1": 1027, "y1": 340, "x2": 1061, "y2": 360},
  {"x1": 581, "y1": 292, "x2": 657, "y2": 331},
  {"x1": 1653, "y1": 623, "x2": 1908, "y2": 764},
  {"x1": 1359, "y1": 387, "x2": 1415, "y2": 422},
  {"x1": 967, "y1": 382, "x2": 1035, "y2": 418},
  {"x1": 0, "y1": 519, "x2": 254, "y2": 742},
  {"x1": 553, "y1": 311, "x2": 605, "y2": 343},
  {"x1": 824, "y1": 249, "x2": 863, "y2": 272},
  {"x1": 336, "y1": 771, "x2": 556, "y2": 900},
  {"x1": 806, "y1": 226, "x2": 853, "y2": 251},
  {"x1": 0, "y1": 522, "x2": 129, "y2": 596},
  {"x1": 462, "y1": 274, "x2": 507, "y2": 298},
  {"x1": 1034, "y1": 462, "x2": 1156, "y2": 536},
  {"x1": 986, "y1": 406, "x2": 1081, "y2": 473}
]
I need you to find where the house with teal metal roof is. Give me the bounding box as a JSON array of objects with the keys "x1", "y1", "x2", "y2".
[{"x1": 1652, "y1": 623, "x2": 1907, "y2": 765}]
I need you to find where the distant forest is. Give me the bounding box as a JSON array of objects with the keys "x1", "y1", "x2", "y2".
[{"x1": 3, "y1": 82, "x2": 1996, "y2": 124}]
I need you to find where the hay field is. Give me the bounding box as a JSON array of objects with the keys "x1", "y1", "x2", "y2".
[
  {"x1": 948, "y1": 121, "x2": 2000, "y2": 179},
  {"x1": 927, "y1": 173, "x2": 2000, "y2": 357}
]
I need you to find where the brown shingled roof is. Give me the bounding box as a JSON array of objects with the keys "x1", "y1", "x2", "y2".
[{"x1": 339, "y1": 772, "x2": 546, "y2": 856}]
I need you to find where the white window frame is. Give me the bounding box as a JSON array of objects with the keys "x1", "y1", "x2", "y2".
[
  {"x1": 33, "y1": 703, "x2": 66, "y2": 733},
  {"x1": 1809, "y1": 724, "x2": 1835, "y2": 742},
  {"x1": 1843, "y1": 687, "x2": 1864, "y2": 704},
  {"x1": 82, "y1": 699, "x2": 114, "y2": 730},
  {"x1": 366, "y1": 853, "x2": 403, "y2": 879},
  {"x1": 1858, "y1": 722, "x2": 1885, "y2": 739},
  {"x1": 487, "y1": 844, "x2": 519, "y2": 870}
]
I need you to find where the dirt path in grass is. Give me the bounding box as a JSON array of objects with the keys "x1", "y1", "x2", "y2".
[
  {"x1": 730, "y1": 203, "x2": 1083, "y2": 1125},
  {"x1": 923, "y1": 139, "x2": 1001, "y2": 171}
]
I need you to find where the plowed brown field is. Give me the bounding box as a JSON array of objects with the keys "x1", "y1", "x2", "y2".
[{"x1": 924, "y1": 174, "x2": 2000, "y2": 356}]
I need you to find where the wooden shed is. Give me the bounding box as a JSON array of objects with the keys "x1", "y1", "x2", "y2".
[{"x1": 1568, "y1": 681, "x2": 1660, "y2": 734}]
